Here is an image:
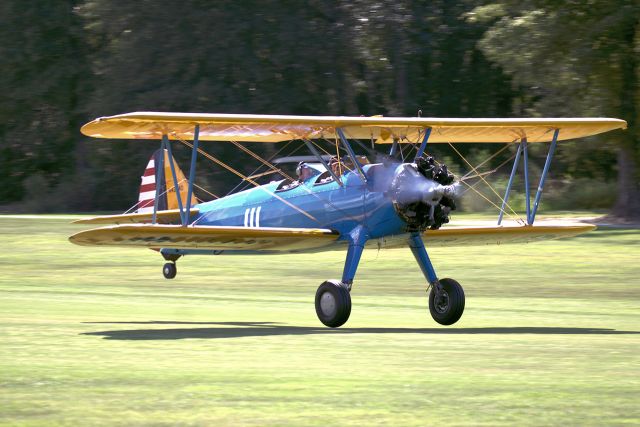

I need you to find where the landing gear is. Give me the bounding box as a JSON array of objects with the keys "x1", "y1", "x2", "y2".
[
  {"x1": 409, "y1": 232, "x2": 465, "y2": 325},
  {"x1": 312, "y1": 226, "x2": 366, "y2": 328},
  {"x1": 160, "y1": 249, "x2": 181, "y2": 279},
  {"x1": 428, "y1": 278, "x2": 465, "y2": 325},
  {"x1": 162, "y1": 262, "x2": 177, "y2": 279},
  {"x1": 315, "y1": 280, "x2": 351, "y2": 328}
]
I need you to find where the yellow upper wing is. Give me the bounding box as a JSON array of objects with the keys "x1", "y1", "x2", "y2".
[{"x1": 81, "y1": 112, "x2": 627, "y2": 144}]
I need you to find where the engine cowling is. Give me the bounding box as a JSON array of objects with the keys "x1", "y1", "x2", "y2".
[{"x1": 388, "y1": 155, "x2": 458, "y2": 231}]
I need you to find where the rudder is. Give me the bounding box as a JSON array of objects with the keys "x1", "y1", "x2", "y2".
[{"x1": 137, "y1": 149, "x2": 196, "y2": 213}]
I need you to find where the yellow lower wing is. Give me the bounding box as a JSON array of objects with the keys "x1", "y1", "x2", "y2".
[
  {"x1": 70, "y1": 223, "x2": 594, "y2": 252},
  {"x1": 368, "y1": 224, "x2": 596, "y2": 249},
  {"x1": 422, "y1": 223, "x2": 596, "y2": 246},
  {"x1": 69, "y1": 224, "x2": 339, "y2": 251}
]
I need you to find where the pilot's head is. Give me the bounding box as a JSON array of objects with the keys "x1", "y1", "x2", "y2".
[
  {"x1": 329, "y1": 157, "x2": 343, "y2": 176},
  {"x1": 296, "y1": 162, "x2": 313, "y2": 181}
]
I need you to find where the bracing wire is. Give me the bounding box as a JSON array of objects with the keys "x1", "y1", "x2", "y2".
[
  {"x1": 228, "y1": 139, "x2": 299, "y2": 195},
  {"x1": 192, "y1": 182, "x2": 219, "y2": 200},
  {"x1": 123, "y1": 178, "x2": 188, "y2": 214},
  {"x1": 176, "y1": 138, "x2": 320, "y2": 223},
  {"x1": 446, "y1": 141, "x2": 522, "y2": 222},
  {"x1": 460, "y1": 144, "x2": 511, "y2": 180},
  {"x1": 230, "y1": 140, "x2": 294, "y2": 182},
  {"x1": 232, "y1": 133, "x2": 362, "y2": 223}
]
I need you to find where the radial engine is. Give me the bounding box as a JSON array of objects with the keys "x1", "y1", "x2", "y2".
[{"x1": 388, "y1": 155, "x2": 460, "y2": 231}]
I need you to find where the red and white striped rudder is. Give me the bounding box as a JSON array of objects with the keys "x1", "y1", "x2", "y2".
[{"x1": 137, "y1": 149, "x2": 196, "y2": 214}]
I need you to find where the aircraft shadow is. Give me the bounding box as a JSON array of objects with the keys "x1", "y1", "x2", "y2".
[{"x1": 82, "y1": 321, "x2": 640, "y2": 340}]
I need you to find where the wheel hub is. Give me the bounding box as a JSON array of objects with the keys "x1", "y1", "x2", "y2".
[
  {"x1": 434, "y1": 290, "x2": 450, "y2": 314},
  {"x1": 319, "y1": 291, "x2": 337, "y2": 317}
]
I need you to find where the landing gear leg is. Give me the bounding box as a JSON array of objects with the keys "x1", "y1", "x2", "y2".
[
  {"x1": 160, "y1": 249, "x2": 181, "y2": 280},
  {"x1": 408, "y1": 232, "x2": 465, "y2": 325},
  {"x1": 314, "y1": 226, "x2": 368, "y2": 328}
]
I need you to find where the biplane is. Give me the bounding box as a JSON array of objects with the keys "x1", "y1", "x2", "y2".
[{"x1": 71, "y1": 113, "x2": 626, "y2": 327}]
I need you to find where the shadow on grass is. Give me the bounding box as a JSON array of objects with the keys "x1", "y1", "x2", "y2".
[{"x1": 82, "y1": 321, "x2": 640, "y2": 340}]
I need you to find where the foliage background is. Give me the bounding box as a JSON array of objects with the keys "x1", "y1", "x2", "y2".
[{"x1": 0, "y1": 1, "x2": 637, "y2": 217}]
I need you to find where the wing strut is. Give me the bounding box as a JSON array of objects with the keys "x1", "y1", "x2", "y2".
[
  {"x1": 164, "y1": 134, "x2": 186, "y2": 224},
  {"x1": 389, "y1": 138, "x2": 399, "y2": 156},
  {"x1": 497, "y1": 129, "x2": 560, "y2": 225},
  {"x1": 530, "y1": 129, "x2": 559, "y2": 223},
  {"x1": 151, "y1": 132, "x2": 198, "y2": 226},
  {"x1": 498, "y1": 141, "x2": 523, "y2": 225},
  {"x1": 415, "y1": 127, "x2": 432, "y2": 160},
  {"x1": 151, "y1": 140, "x2": 165, "y2": 224},
  {"x1": 303, "y1": 139, "x2": 343, "y2": 186},
  {"x1": 183, "y1": 125, "x2": 199, "y2": 225},
  {"x1": 336, "y1": 128, "x2": 367, "y2": 182},
  {"x1": 523, "y1": 138, "x2": 531, "y2": 222}
]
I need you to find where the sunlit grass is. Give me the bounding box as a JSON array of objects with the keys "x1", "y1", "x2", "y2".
[{"x1": 0, "y1": 215, "x2": 638, "y2": 426}]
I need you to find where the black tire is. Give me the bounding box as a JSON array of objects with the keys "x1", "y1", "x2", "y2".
[
  {"x1": 428, "y1": 278, "x2": 465, "y2": 325},
  {"x1": 315, "y1": 280, "x2": 351, "y2": 328},
  {"x1": 163, "y1": 262, "x2": 177, "y2": 279}
]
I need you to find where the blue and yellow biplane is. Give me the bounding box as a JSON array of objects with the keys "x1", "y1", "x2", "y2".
[{"x1": 71, "y1": 113, "x2": 626, "y2": 327}]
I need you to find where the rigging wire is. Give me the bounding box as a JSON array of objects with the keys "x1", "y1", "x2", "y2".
[
  {"x1": 342, "y1": 125, "x2": 524, "y2": 223},
  {"x1": 460, "y1": 144, "x2": 511, "y2": 180},
  {"x1": 230, "y1": 140, "x2": 294, "y2": 182},
  {"x1": 333, "y1": 132, "x2": 343, "y2": 176},
  {"x1": 176, "y1": 138, "x2": 320, "y2": 224},
  {"x1": 228, "y1": 140, "x2": 299, "y2": 195},
  {"x1": 459, "y1": 179, "x2": 525, "y2": 225},
  {"x1": 460, "y1": 151, "x2": 518, "y2": 192},
  {"x1": 123, "y1": 178, "x2": 188, "y2": 214},
  {"x1": 233, "y1": 136, "x2": 361, "y2": 223},
  {"x1": 446, "y1": 140, "x2": 522, "y2": 222},
  {"x1": 192, "y1": 182, "x2": 219, "y2": 200}
]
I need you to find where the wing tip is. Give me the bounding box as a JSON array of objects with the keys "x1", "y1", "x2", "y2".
[{"x1": 68, "y1": 232, "x2": 88, "y2": 246}]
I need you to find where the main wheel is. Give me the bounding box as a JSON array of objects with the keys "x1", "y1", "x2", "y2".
[
  {"x1": 315, "y1": 280, "x2": 351, "y2": 328},
  {"x1": 162, "y1": 262, "x2": 177, "y2": 279},
  {"x1": 428, "y1": 278, "x2": 465, "y2": 325}
]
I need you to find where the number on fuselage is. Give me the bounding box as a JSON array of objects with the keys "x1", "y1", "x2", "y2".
[{"x1": 244, "y1": 206, "x2": 262, "y2": 227}]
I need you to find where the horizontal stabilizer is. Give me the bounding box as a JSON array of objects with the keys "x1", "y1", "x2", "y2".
[
  {"x1": 73, "y1": 208, "x2": 200, "y2": 225},
  {"x1": 69, "y1": 224, "x2": 339, "y2": 251}
]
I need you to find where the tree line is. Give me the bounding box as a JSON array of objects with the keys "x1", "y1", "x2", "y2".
[{"x1": 1, "y1": 0, "x2": 637, "y2": 219}]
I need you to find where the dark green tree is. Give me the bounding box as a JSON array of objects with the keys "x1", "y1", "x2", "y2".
[
  {"x1": 0, "y1": 1, "x2": 91, "y2": 209},
  {"x1": 0, "y1": 0, "x2": 530, "y2": 211},
  {"x1": 472, "y1": 1, "x2": 640, "y2": 219},
  {"x1": 74, "y1": 0, "x2": 517, "y2": 209}
]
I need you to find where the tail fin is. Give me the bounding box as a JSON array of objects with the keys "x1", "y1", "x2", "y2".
[{"x1": 137, "y1": 149, "x2": 196, "y2": 213}]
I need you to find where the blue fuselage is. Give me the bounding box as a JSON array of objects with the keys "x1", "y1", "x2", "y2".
[{"x1": 194, "y1": 163, "x2": 407, "y2": 242}]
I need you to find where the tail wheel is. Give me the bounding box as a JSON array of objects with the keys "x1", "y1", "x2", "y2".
[
  {"x1": 315, "y1": 280, "x2": 351, "y2": 328},
  {"x1": 429, "y1": 278, "x2": 464, "y2": 325},
  {"x1": 162, "y1": 262, "x2": 177, "y2": 279}
]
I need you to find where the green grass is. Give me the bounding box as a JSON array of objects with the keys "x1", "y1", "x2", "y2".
[{"x1": 1, "y1": 215, "x2": 639, "y2": 426}]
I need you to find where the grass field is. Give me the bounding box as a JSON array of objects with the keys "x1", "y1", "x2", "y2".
[{"x1": 1, "y1": 215, "x2": 639, "y2": 426}]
